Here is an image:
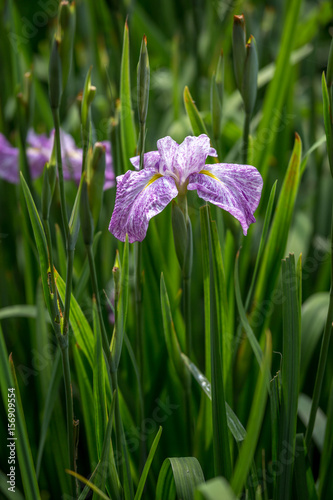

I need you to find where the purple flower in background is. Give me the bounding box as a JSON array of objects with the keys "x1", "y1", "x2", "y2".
[
  {"x1": 109, "y1": 134, "x2": 263, "y2": 243},
  {"x1": 0, "y1": 130, "x2": 114, "y2": 189}
]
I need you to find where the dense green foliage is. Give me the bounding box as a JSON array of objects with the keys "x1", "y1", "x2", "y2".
[{"x1": 0, "y1": 0, "x2": 332, "y2": 499}]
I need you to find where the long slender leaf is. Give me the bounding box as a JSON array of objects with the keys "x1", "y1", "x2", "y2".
[
  {"x1": 200, "y1": 205, "x2": 232, "y2": 479},
  {"x1": 55, "y1": 269, "x2": 94, "y2": 366},
  {"x1": 93, "y1": 298, "x2": 108, "y2": 459},
  {"x1": 184, "y1": 86, "x2": 208, "y2": 136},
  {"x1": 253, "y1": 134, "x2": 302, "y2": 329},
  {"x1": 36, "y1": 349, "x2": 62, "y2": 477},
  {"x1": 181, "y1": 353, "x2": 246, "y2": 442},
  {"x1": 156, "y1": 457, "x2": 205, "y2": 500},
  {"x1": 134, "y1": 426, "x2": 162, "y2": 500},
  {"x1": 231, "y1": 331, "x2": 272, "y2": 497},
  {"x1": 253, "y1": 0, "x2": 303, "y2": 182},
  {"x1": 0, "y1": 325, "x2": 41, "y2": 499},
  {"x1": 20, "y1": 172, "x2": 51, "y2": 316},
  {"x1": 293, "y1": 433, "x2": 318, "y2": 500},
  {"x1": 276, "y1": 254, "x2": 301, "y2": 500},
  {"x1": 318, "y1": 381, "x2": 333, "y2": 500}
]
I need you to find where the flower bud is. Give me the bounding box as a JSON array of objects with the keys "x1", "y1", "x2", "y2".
[
  {"x1": 211, "y1": 74, "x2": 222, "y2": 142},
  {"x1": 137, "y1": 35, "x2": 150, "y2": 125},
  {"x1": 69, "y1": 175, "x2": 83, "y2": 249},
  {"x1": 215, "y1": 50, "x2": 224, "y2": 105},
  {"x1": 242, "y1": 35, "x2": 258, "y2": 115},
  {"x1": 57, "y1": 1, "x2": 76, "y2": 91},
  {"x1": 80, "y1": 173, "x2": 94, "y2": 245},
  {"x1": 41, "y1": 157, "x2": 57, "y2": 220},
  {"x1": 81, "y1": 67, "x2": 95, "y2": 139},
  {"x1": 48, "y1": 37, "x2": 63, "y2": 109},
  {"x1": 232, "y1": 14, "x2": 246, "y2": 91}
]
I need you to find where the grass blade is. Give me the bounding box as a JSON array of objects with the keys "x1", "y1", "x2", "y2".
[
  {"x1": 20, "y1": 172, "x2": 51, "y2": 316},
  {"x1": 181, "y1": 353, "x2": 246, "y2": 442},
  {"x1": 276, "y1": 254, "x2": 301, "y2": 500},
  {"x1": 253, "y1": 134, "x2": 302, "y2": 327},
  {"x1": 253, "y1": 0, "x2": 303, "y2": 183},
  {"x1": 134, "y1": 426, "x2": 162, "y2": 500},
  {"x1": 156, "y1": 457, "x2": 205, "y2": 500},
  {"x1": 0, "y1": 325, "x2": 41, "y2": 499},
  {"x1": 184, "y1": 86, "x2": 208, "y2": 136},
  {"x1": 231, "y1": 331, "x2": 272, "y2": 497},
  {"x1": 200, "y1": 205, "x2": 232, "y2": 479}
]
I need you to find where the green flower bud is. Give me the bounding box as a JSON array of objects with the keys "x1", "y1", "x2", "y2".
[
  {"x1": 211, "y1": 74, "x2": 222, "y2": 142},
  {"x1": 242, "y1": 35, "x2": 258, "y2": 115},
  {"x1": 87, "y1": 143, "x2": 106, "y2": 227},
  {"x1": 58, "y1": 1, "x2": 76, "y2": 91},
  {"x1": 137, "y1": 35, "x2": 150, "y2": 125},
  {"x1": 69, "y1": 175, "x2": 83, "y2": 249},
  {"x1": 81, "y1": 67, "x2": 95, "y2": 131},
  {"x1": 41, "y1": 158, "x2": 57, "y2": 221},
  {"x1": 79, "y1": 173, "x2": 94, "y2": 245},
  {"x1": 232, "y1": 14, "x2": 246, "y2": 91},
  {"x1": 215, "y1": 50, "x2": 224, "y2": 105},
  {"x1": 49, "y1": 37, "x2": 63, "y2": 109},
  {"x1": 113, "y1": 252, "x2": 121, "y2": 302}
]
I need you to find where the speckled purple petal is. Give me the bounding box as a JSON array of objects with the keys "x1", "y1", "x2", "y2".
[
  {"x1": 187, "y1": 163, "x2": 263, "y2": 235},
  {"x1": 109, "y1": 167, "x2": 178, "y2": 242},
  {"x1": 0, "y1": 134, "x2": 19, "y2": 183},
  {"x1": 156, "y1": 136, "x2": 179, "y2": 176},
  {"x1": 176, "y1": 134, "x2": 218, "y2": 185},
  {"x1": 130, "y1": 151, "x2": 160, "y2": 170}
]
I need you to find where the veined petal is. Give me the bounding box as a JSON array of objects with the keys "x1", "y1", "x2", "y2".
[
  {"x1": 157, "y1": 136, "x2": 179, "y2": 176},
  {"x1": 0, "y1": 134, "x2": 19, "y2": 183},
  {"x1": 175, "y1": 134, "x2": 218, "y2": 185},
  {"x1": 109, "y1": 167, "x2": 178, "y2": 242},
  {"x1": 130, "y1": 150, "x2": 160, "y2": 170},
  {"x1": 188, "y1": 163, "x2": 263, "y2": 234}
]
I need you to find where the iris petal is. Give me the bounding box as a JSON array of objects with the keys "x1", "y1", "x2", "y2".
[
  {"x1": 175, "y1": 134, "x2": 218, "y2": 185},
  {"x1": 109, "y1": 167, "x2": 178, "y2": 242},
  {"x1": 187, "y1": 163, "x2": 263, "y2": 235}
]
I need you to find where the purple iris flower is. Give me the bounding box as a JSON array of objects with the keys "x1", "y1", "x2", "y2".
[
  {"x1": 109, "y1": 134, "x2": 263, "y2": 243},
  {"x1": 0, "y1": 130, "x2": 114, "y2": 189}
]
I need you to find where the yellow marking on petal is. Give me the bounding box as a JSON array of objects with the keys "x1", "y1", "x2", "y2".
[
  {"x1": 143, "y1": 173, "x2": 163, "y2": 190},
  {"x1": 199, "y1": 169, "x2": 221, "y2": 182}
]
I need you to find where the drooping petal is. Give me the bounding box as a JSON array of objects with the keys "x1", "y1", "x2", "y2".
[
  {"x1": 176, "y1": 134, "x2": 218, "y2": 185},
  {"x1": 0, "y1": 134, "x2": 19, "y2": 183},
  {"x1": 130, "y1": 150, "x2": 160, "y2": 170},
  {"x1": 109, "y1": 167, "x2": 178, "y2": 242},
  {"x1": 156, "y1": 136, "x2": 179, "y2": 176},
  {"x1": 187, "y1": 163, "x2": 263, "y2": 234}
]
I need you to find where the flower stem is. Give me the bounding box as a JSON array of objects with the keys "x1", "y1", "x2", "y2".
[
  {"x1": 242, "y1": 111, "x2": 251, "y2": 164},
  {"x1": 86, "y1": 244, "x2": 112, "y2": 366},
  {"x1": 134, "y1": 240, "x2": 146, "y2": 469},
  {"x1": 305, "y1": 200, "x2": 333, "y2": 449},
  {"x1": 51, "y1": 106, "x2": 75, "y2": 493},
  {"x1": 52, "y1": 108, "x2": 69, "y2": 241}
]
